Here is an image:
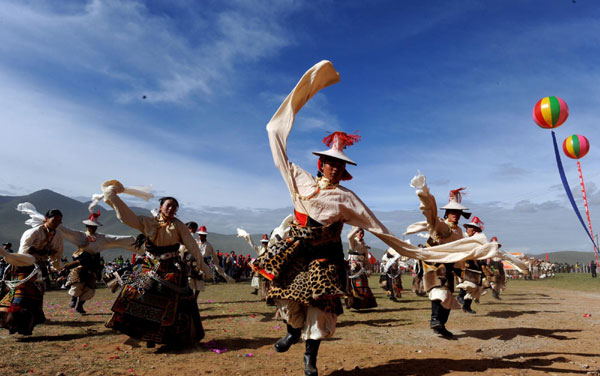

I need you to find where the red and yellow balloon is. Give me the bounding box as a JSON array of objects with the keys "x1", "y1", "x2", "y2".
[
  {"x1": 563, "y1": 134, "x2": 590, "y2": 159},
  {"x1": 533, "y1": 96, "x2": 569, "y2": 129}
]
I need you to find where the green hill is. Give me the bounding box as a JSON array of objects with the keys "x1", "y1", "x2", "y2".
[{"x1": 527, "y1": 251, "x2": 597, "y2": 264}]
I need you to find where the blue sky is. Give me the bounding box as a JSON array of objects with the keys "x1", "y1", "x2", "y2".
[{"x1": 1, "y1": 0, "x2": 600, "y2": 253}]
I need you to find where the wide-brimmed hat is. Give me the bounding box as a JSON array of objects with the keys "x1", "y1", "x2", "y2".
[
  {"x1": 261, "y1": 234, "x2": 269, "y2": 243},
  {"x1": 463, "y1": 216, "x2": 484, "y2": 231},
  {"x1": 198, "y1": 225, "x2": 208, "y2": 235},
  {"x1": 82, "y1": 210, "x2": 103, "y2": 226},
  {"x1": 312, "y1": 131, "x2": 360, "y2": 166},
  {"x1": 440, "y1": 188, "x2": 471, "y2": 219}
]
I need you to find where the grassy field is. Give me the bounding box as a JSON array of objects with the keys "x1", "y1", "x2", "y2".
[
  {"x1": 0, "y1": 274, "x2": 599, "y2": 375},
  {"x1": 508, "y1": 272, "x2": 600, "y2": 292}
]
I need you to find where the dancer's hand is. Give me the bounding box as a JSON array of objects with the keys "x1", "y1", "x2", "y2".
[
  {"x1": 410, "y1": 170, "x2": 426, "y2": 189},
  {"x1": 102, "y1": 180, "x2": 125, "y2": 194}
]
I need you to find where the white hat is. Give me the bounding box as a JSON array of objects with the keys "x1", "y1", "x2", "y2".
[
  {"x1": 82, "y1": 210, "x2": 103, "y2": 226},
  {"x1": 312, "y1": 131, "x2": 360, "y2": 166},
  {"x1": 198, "y1": 225, "x2": 208, "y2": 235},
  {"x1": 440, "y1": 187, "x2": 469, "y2": 211},
  {"x1": 463, "y1": 216, "x2": 484, "y2": 230}
]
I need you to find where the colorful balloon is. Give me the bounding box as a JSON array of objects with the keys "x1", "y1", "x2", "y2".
[
  {"x1": 563, "y1": 134, "x2": 590, "y2": 159},
  {"x1": 533, "y1": 96, "x2": 569, "y2": 129}
]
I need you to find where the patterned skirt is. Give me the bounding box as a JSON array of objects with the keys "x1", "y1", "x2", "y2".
[
  {"x1": 346, "y1": 253, "x2": 376, "y2": 309},
  {"x1": 106, "y1": 256, "x2": 204, "y2": 345},
  {"x1": 252, "y1": 221, "x2": 346, "y2": 315},
  {"x1": 0, "y1": 265, "x2": 46, "y2": 335}
]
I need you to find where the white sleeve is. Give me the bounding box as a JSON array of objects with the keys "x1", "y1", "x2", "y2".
[
  {"x1": 0, "y1": 247, "x2": 35, "y2": 266},
  {"x1": 340, "y1": 191, "x2": 500, "y2": 263},
  {"x1": 58, "y1": 226, "x2": 89, "y2": 247},
  {"x1": 347, "y1": 226, "x2": 360, "y2": 251},
  {"x1": 104, "y1": 187, "x2": 153, "y2": 234},
  {"x1": 266, "y1": 61, "x2": 340, "y2": 197},
  {"x1": 99, "y1": 234, "x2": 138, "y2": 252}
]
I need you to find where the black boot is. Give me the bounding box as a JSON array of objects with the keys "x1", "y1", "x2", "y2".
[
  {"x1": 69, "y1": 296, "x2": 78, "y2": 308},
  {"x1": 304, "y1": 339, "x2": 320, "y2": 376},
  {"x1": 431, "y1": 301, "x2": 453, "y2": 339},
  {"x1": 432, "y1": 325, "x2": 454, "y2": 339},
  {"x1": 430, "y1": 300, "x2": 443, "y2": 328},
  {"x1": 274, "y1": 324, "x2": 301, "y2": 352},
  {"x1": 462, "y1": 299, "x2": 476, "y2": 314},
  {"x1": 75, "y1": 300, "x2": 86, "y2": 314},
  {"x1": 456, "y1": 289, "x2": 466, "y2": 305},
  {"x1": 492, "y1": 289, "x2": 501, "y2": 300}
]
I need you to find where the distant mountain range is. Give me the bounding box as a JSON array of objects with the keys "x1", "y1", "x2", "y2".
[{"x1": 0, "y1": 189, "x2": 379, "y2": 261}]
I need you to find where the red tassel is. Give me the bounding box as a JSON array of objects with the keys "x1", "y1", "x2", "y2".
[
  {"x1": 88, "y1": 210, "x2": 100, "y2": 221},
  {"x1": 449, "y1": 187, "x2": 467, "y2": 203},
  {"x1": 322, "y1": 131, "x2": 361, "y2": 149},
  {"x1": 471, "y1": 216, "x2": 484, "y2": 230}
]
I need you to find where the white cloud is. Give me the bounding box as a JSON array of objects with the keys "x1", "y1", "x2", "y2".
[
  {"x1": 0, "y1": 0, "x2": 296, "y2": 104},
  {"x1": 0, "y1": 70, "x2": 290, "y2": 209}
]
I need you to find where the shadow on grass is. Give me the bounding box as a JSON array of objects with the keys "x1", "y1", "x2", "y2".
[
  {"x1": 486, "y1": 310, "x2": 563, "y2": 318},
  {"x1": 351, "y1": 307, "x2": 427, "y2": 315},
  {"x1": 259, "y1": 311, "x2": 276, "y2": 322},
  {"x1": 42, "y1": 320, "x2": 104, "y2": 327},
  {"x1": 507, "y1": 297, "x2": 554, "y2": 301},
  {"x1": 480, "y1": 302, "x2": 559, "y2": 306},
  {"x1": 154, "y1": 336, "x2": 285, "y2": 354},
  {"x1": 201, "y1": 312, "x2": 271, "y2": 321},
  {"x1": 199, "y1": 300, "x2": 262, "y2": 305},
  {"x1": 17, "y1": 330, "x2": 114, "y2": 342},
  {"x1": 337, "y1": 318, "x2": 410, "y2": 328},
  {"x1": 326, "y1": 351, "x2": 597, "y2": 376},
  {"x1": 506, "y1": 293, "x2": 551, "y2": 298},
  {"x1": 457, "y1": 327, "x2": 581, "y2": 341}
]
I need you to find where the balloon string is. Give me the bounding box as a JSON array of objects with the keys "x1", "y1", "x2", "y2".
[
  {"x1": 552, "y1": 131, "x2": 598, "y2": 250},
  {"x1": 577, "y1": 160, "x2": 599, "y2": 265}
]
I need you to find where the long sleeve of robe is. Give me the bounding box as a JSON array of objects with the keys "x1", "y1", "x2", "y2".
[{"x1": 266, "y1": 60, "x2": 499, "y2": 264}]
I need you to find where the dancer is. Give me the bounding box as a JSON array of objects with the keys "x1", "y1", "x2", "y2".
[
  {"x1": 197, "y1": 226, "x2": 234, "y2": 284},
  {"x1": 253, "y1": 61, "x2": 499, "y2": 375},
  {"x1": 237, "y1": 229, "x2": 270, "y2": 297},
  {"x1": 179, "y1": 221, "x2": 214, "y2": 301},
  {"x1": 486, "y1": 236, "x2": 506, "y2": 300},
  {"x1": 380, "y1": 248, "x2": 402, "y2": 301},
  {"x1": 59, "y1": 209, "x2": 138, "y2": 314},
  {"x1": 346, "y1": 227, "x2": 376, "y2": 309},
  {"x1": 101, "y1": 180, "x2": 209, "y2": 348},
  {"x1": 0, "y1": 205, "x2": 64, "y2": 335},
  {"x1": 456, "y1": 216, "x2": 486, "y2": 314},
  {"x1": 409, "y1": 174, "x2": 469, "y2": 338}
]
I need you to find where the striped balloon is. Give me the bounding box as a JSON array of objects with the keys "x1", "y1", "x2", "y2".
[
  {"x1": 532, "y1": 96, "x2": 569, "y2": 129},
  {"x1": 563, "y1": 134, "x2": 590, "y2": 159}
]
